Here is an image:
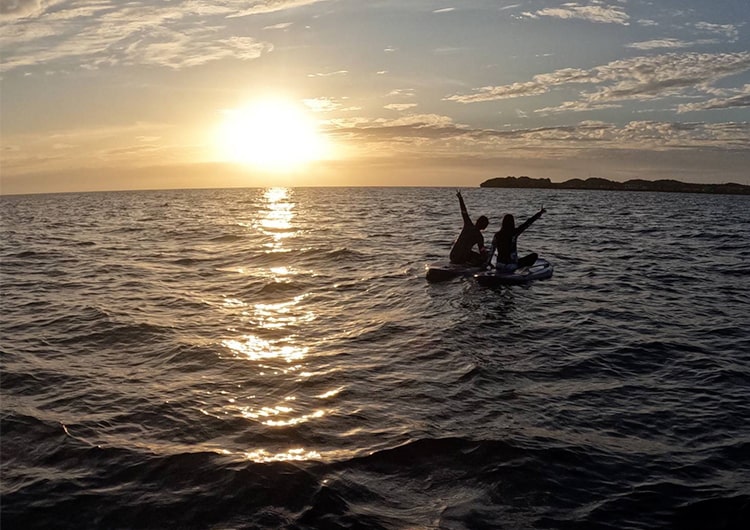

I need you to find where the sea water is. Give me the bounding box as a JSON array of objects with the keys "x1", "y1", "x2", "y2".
[{"x1": 1, "y1": 187, "x2": 749, "y2": 529}]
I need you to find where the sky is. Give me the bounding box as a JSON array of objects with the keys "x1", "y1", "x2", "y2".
[{"x1": 1, "y1": 0, "x2": 749, "y2": 194}]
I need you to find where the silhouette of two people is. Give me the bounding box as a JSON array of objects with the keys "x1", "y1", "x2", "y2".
[{"x1": 449, "y1": 190, "x2": 546, "y2": 270}]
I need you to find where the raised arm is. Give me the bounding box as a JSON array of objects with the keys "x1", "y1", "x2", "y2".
[
  {"x1": 516, "y1": 207, "x2": 546, "y2": 235},
  {"x1": 456, "y1": 190, "x2": 472, "y2": 225}
]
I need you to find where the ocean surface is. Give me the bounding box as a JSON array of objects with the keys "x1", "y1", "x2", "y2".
[{"x1": 1, "y1": 187, "x2": 749, "y2": 529}]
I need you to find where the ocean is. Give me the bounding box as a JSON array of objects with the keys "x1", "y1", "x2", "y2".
[{"x1": 1, "y1": 187, "x2": 749, "y2": 529}]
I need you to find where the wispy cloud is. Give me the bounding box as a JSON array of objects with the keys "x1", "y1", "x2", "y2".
[
  {"x1": 447, "y1": 52, "x2": 750, "y2": 114},
  {"x1": 627, "y1": 39, "x2": 697, "y2": 50},
  {"x1": 0, "y1": 0, "x2": 45, "y2": 20},
  {"x1": 693, "y1": 21, "x2": 739, "y2": 41},
  {"x1": 387, "y1": 88, "x2": 416, "y2": 98},
  {"x1": 678, "y1": 84, "x2": 750, "y2": 113},
  {"x1": 333, "y1": 113, "x2": 750, "y2": 154},
  {"x1": 588, "y1": 52, "x2": 750, "y2": 102},
  {"x1": 0, "y1": 0, "x2": 328, "y2": 73},
  {"x1": 384, "y1": 103, "x2": 418, "y2": 111},
  {"x1": 264, "y1": 22, "x2": 294, "y2": 30},
  {"x1": 304, "y1": 96, "x2": 360, "y2": 113},
  {"x1": 226, "y1": 0, "x2": 332, "y2": 18},
  {"x1": 522, "y1": 2, "x2": 630, "y2": 25},
  {"x1": 445, "y1": 68, "x2": 597, "y2": 103},
  {"x1": 0, "y1": 120, "x2": 180, "y2": 173},
  {"x1": 307, "y1": 70, "x2": 349, "y2": 78}
]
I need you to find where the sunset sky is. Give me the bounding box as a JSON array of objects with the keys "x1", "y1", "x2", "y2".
[{"x1": 2, "y1": 0, "x2": 749, "y2": 194}]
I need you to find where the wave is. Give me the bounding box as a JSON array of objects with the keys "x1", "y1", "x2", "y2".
[
  {"x1": 1, "y1": 432, "x2": 319, "y2": 530},
  {"x1": 8, "y1": 250, "x2": 43, "y2": 258},
  {"x1": 3, "y1": 188, "x2": 750, "y2": 530},
  {"x1": 672, "y1": 495, "x2": 750, "y2": 530},
  {"x1": 342, "y1": 321, "x2": 413, "y2": 345},
  {"x1": 4, "y1": 426, "x2": 748, "y2": 529},
  {"x1": 258, "y1": 279, "x2": 312, "y2": 297},
  {"x1": 335, "y1": 436, "x2": 523, "y2": 472},
  {"x1": 208, "y1": 234, "x2": 245, "y2": 243},
  {"x1": 299, "y1": 247, "x2": 368, "y2": 263},
  {"x1": 170, "y1": 257, "x2": 216, "y2": 267}
]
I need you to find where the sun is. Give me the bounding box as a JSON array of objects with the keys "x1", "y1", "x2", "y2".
[{"x1": 216, "y1": 98, "x2": 330, "y2": 172}]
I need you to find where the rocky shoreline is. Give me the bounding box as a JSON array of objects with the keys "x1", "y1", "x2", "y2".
[{"x1": 480, "y1": 176, "x2": 750, "y2": 195}]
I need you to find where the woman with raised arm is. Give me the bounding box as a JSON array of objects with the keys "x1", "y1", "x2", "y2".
[
  {"x1": 449, "y1": 190, "x2": 489, "y2": 266},
  {"x1": 488, "y1": 207, "x2": 546, "y2": 270}
]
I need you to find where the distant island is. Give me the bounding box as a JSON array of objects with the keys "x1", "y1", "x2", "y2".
[{"x1": 480, "y1": 176, "x2": 750, "y2": 195}]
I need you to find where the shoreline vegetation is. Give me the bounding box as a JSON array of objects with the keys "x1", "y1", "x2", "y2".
[{"x1": 480, "y1": 176, "x2": 750, "y2": 195}]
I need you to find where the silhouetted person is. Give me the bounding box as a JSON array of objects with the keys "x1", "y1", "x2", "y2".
[
  {"x1": 450, "y1": 190, "x2": 489, "y2": 266},
  {"x1": 489, "y1": 207, "x2": 546, "y2": 269}
]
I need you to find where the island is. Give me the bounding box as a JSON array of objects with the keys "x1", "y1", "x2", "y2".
[{"x1": 479, "y1": 176, "x2": 750, "y2": 195}]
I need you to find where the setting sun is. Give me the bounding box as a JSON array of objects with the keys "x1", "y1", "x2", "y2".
[{"x1": 216, "y1": 98, "x2": 330, "y2": 172}]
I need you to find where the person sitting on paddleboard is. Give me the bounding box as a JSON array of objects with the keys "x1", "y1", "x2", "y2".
[
  {"x1": 449, "y1": 190, "x2": 489, "y2": 266},
  {"x1": 488, "y1": 207, "x2": 546, "y2": 270}
]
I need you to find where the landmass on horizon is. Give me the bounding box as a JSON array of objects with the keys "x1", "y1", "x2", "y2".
[{"x1": 480, "y1": 176, "x2": 750, "y2": 195}]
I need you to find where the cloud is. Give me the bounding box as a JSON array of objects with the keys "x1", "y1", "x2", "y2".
[
  {"x1": 264, "y1": 22, "x2": 293, "y2": 30},
  {"x1": 535, "y1": 101, "x2": 621, "y2": 115},
  {"x1": 678, "y1": 85, "x2": 750, "y2": 113},
  {"x1": 0, "y1": 0, "x2": 44, "y2": 20},
  {"x1": 447, "y1": 52, "x2": 750, "y2": 114},
  {"x1": 333, "y1": 114, "x2": 471, "y2": 144},
  {"x1": 589, "y1": 52, "x2": 750, "y2": 102},
  {"x1": 384, "y1": 103, "x2": 418, "y2": 111},
  {"x1": 387, "y1": 88, "x2": 416, "y2": 98},
  {"x1": 626, "y1": 39, "x2": 696, "y2": 50},
  {"x1": 523, "y1": 2, "x2": 630, "y2": 25},
  {"x1": 127, "y1": 34, "x2": 270, "y2": 69},
  {"x1": 0, "y1": 0, "x2": 326, "y2": 73},
  {"x1": 616, "y1": 121, "x2": 750, "y2": 150},
  {"x1": 226, "y1": 0, "x2": 332, "y2": 18},
  {"x1": 0, "y1": 120, "x2": 181, "y2": 175},
  {"x1": 307, "y1": 70, "x2": 348, "y2": 77},
  {"x1": 445, "y1": 68, "x2": 596, "y2": 103},
  {"x1": 333, "y1": 112, "x2": 750, "y2": 155},
  {"x1": 693, "y1": 21, "x2": 738, "y2": 41},
  {"x1": 304, "y1": 97, "x2": 360, "y2": 113}
]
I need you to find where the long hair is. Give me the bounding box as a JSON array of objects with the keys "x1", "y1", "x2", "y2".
[{"x1": 501, "y1": 214, "x2": 515, "y2": 233}]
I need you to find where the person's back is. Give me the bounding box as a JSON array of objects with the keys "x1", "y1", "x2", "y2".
[
  {"x1": 449, "y1": 191, "x2": 488, "y2": 265},
  {"x1": 491, "y1": 208, "x2": 546, "y2": 268},
  {"x1": 493, "y1": 226, "x2": 516, "y2": 264}
]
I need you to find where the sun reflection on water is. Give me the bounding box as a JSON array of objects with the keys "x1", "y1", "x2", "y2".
[
  {"x1": 259, "y1": 188, "x2": 295, "y2": 248},
  {"x1": 240, "y1": 448, "x2": 322, "y2": 463},
  {"x1": 222, "y1": 335, "x2": 307, "y2": 363},
  {"x1": 236, "y1": 405, "x2": 326, "y2": 427},
  {"x1": 210, "y1": 187, "x2": 335, "y2": 464}
]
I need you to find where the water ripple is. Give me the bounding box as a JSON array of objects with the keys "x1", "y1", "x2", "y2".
[{"x1": 2, "y1": 188, "x2": 749, "y2": 529}]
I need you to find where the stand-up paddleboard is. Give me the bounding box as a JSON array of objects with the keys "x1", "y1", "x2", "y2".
[
  {"x1": 474, "y1": 258, "x2": 553, "y2": 286},
  {"x1": 425, "y1": 261, "x2": 485, "y2": 282}
]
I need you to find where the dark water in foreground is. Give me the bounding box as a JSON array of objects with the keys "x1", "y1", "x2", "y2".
[{"x1": 1, "y1": 187, "x2": 749, "y2": 529}]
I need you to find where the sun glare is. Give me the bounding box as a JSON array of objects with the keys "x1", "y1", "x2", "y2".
[{"x1": 217, "y1": 98, "x2": 330, "y2": 172}]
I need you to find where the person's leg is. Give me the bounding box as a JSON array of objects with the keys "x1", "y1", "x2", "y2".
[
  {"x1": 518, "y1": 253, "x2": 538, "y2": 267},
  {"x1": 468, "y1": 251, "x2": 484, "y2": 266}
]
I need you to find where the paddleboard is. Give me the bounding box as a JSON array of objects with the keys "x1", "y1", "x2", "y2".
[
  {"x1": 474, "y1": 258, "x2": 553, "y2": 286},
  {"x1": 425, "y1": 261, "x2": 485, "y2": 282}
]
